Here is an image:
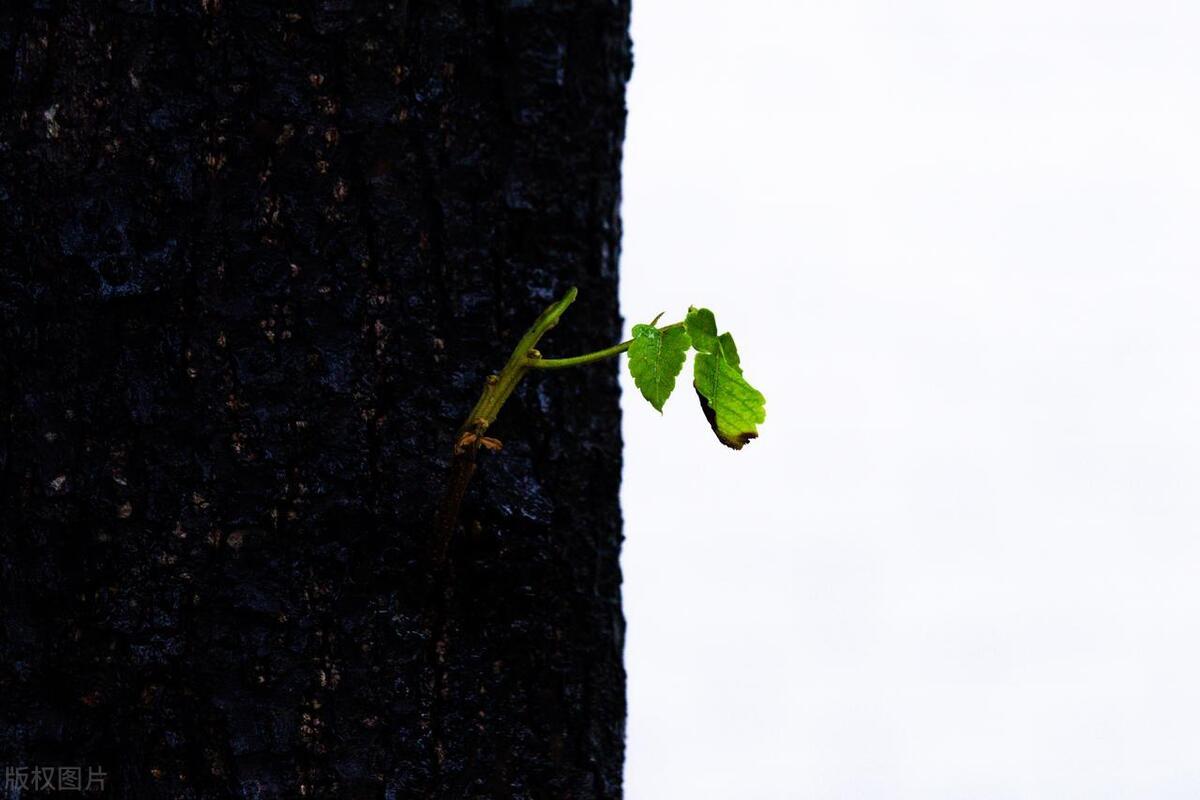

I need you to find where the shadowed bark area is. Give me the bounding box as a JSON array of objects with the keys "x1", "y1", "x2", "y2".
[{"x1": 0, "y1": 2, "x2": 630, "y2": 797}]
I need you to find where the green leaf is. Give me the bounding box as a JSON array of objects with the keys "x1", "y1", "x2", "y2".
[
  {"x1": 687, "y1": 308, "x2": 766, "y2": 449},
  {"x1": 685, "y1": 306, "x2": 720, "y2": 354},
  {"x1": 627, "y1": 320, "x2": 691, "y2": 412}
]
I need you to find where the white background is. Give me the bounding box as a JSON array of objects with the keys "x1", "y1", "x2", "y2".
[{"x1": 618, "y1": 2, "x2": 1200, "y2": 798}]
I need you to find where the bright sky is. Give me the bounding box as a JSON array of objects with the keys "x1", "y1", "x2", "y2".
[{"x1": 620, "y1": 2, "x2": 1200, "y2": 797}]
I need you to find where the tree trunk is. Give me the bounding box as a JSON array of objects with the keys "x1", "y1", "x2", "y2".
[{"x1": 0, "y1": 3, "x2": 630, "y2": 797}]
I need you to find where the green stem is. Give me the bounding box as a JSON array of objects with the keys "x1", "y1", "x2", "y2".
[
  {"x1": 455, "y1": 287, "x2": 580, "y2": 439},
  {"x1": 435, "y1": 288, "x2": 682, "y2": 564},
  {"x1": 528, "y1": 322, "x2": 684, "y2": 370},
  {"x1": 434, "y1": 287, "x2": 580, "y2": 564}
]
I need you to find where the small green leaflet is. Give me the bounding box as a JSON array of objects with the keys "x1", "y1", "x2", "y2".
[
  {"x1": 627, "y1": 317, "x2": 691, "y2": 412},
  {"x1": 686, "y1": 307, "x2": 766, "y2": 450},
  {"x1": 684, "y1": 307, "x2": 721, "y2": 354}
]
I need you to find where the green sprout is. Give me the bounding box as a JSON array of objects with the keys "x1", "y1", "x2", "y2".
[{"x1": 434, "y1": 287, "x2": 766, "y2": 559}]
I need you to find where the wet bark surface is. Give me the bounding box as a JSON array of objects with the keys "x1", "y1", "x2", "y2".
[{"x1": 0, "y1": 2, "x2": 630, "y2": 797}]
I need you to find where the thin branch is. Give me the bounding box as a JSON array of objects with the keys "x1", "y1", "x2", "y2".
[{"x1": 527, "y1": 322, "x2": 684, "y2": 369}]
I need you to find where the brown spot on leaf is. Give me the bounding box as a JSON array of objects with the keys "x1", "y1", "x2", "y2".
[{"x1": 695, "y1": 386, "x2": 756, "y2": 450}]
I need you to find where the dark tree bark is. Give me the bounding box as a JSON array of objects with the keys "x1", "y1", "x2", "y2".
[{"x1": 0, "y1": 3, "x2": 631, "y2": 797}]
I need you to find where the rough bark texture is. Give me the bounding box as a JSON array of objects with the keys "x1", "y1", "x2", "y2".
[{"x1": 0, "y1": 2, "x2": 630, "y2": 797}]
